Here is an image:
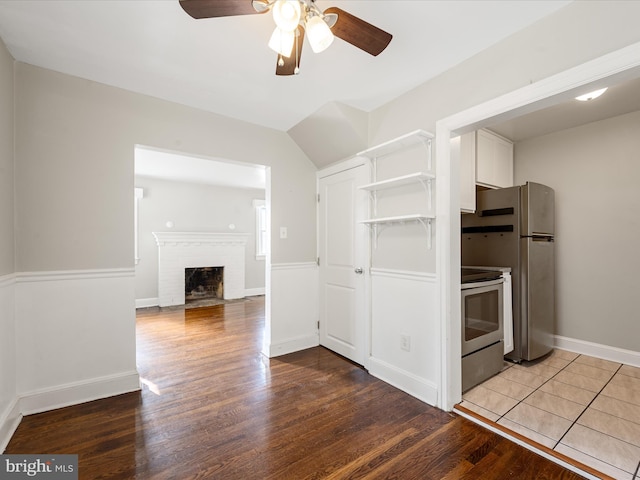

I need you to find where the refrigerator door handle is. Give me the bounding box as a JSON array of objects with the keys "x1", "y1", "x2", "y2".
[
  {"x1": 532, "y1": 235, "x2": 554, "y2": 242},
  {"x1": 522, "y1": 234, "x2": 554, "y2": 241}
]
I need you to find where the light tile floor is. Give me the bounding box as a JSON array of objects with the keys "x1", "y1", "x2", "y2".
[{"x1": 459, "y1": 350, "x2": 640, "y2": 480}]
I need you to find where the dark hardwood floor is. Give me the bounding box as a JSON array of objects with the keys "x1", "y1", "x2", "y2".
[{"x1": 6, "y1": 297, "x2": 585, "y2": 479}]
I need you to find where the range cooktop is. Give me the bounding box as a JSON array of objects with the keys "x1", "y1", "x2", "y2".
[{"x1": 461, "y1": 268, "x2": 503, "y2": 284}]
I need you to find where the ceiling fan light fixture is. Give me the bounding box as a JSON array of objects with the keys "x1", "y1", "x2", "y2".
[
  {"x1": 272, "y1": 0, "x2": 301, "y2": 32},
  {"x1": 575, "y1": 87, "x2": 608, "y2": 101},
  {"x1": 306, "y1": 15, "x2": 334, "y2": 53},
  {"x1": 251, "y1": 0, "x2": 270, "y2": 14},
  {"x1": 268, "y1": 27, "x2": 295, "y2": 57}
]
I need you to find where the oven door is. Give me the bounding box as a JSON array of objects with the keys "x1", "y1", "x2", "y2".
[{"x1": 461, "y1": 279, "x2": 504, "y2": 356}]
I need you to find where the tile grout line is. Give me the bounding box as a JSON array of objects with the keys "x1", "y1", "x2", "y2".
[
  {"x1": 530, "y1": 357, "x2": 637, "y2": 477},
  {"x1": 554, "y1": 363, "x2": 623, "y2": 450},
  {"x1": 471, "y1": 353, "x2": 639, "y2": 477},
  {"x1": 496, "y1": 353, "x2": 579, "y2": 425}
]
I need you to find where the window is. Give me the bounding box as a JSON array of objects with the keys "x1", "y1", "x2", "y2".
[{"x1": 253, "y1": 199, "x2": 266, "y2": 259}]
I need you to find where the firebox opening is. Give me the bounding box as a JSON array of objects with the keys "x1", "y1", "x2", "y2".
[{"x1": 185, "y1": 267, "x2": 224, "y2": 303}]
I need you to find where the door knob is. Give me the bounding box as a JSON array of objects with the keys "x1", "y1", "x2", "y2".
[{"x1": 354, "y1": 267, "x2": 364, "y2": 274}]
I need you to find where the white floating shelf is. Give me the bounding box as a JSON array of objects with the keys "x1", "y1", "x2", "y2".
[
  {"x1": 358, "y1": 172, "x2": 435, "y2": 191},
  {"x1": 357, "y1": 129, "x2": 434, "y2": 159},
  {"x1": 361, "y1": 214, "x2": 435, "y2": 225},
  {"x1": 361, "y1": 214, "x2": 435, "y2": 249}
]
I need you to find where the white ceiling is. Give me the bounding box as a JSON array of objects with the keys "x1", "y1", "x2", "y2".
[
  {"x1": 135, "y1": 146, "x2": 266, "y2": 189},
  {"x1": 489, "y1": 76, "x2": 640, "y2": 142},
  {"x1": 0, "y1": 0, "x2": 572, "y2": 132}
]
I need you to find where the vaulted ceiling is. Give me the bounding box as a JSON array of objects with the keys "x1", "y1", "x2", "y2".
[{"x1": 0, "y1": 1, "x2": 571, "y2": 132}]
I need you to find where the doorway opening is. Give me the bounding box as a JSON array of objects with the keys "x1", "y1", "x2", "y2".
[
  {"x1": 133, "y1": 145, "x2": 270, "y2": 313},
  {"x1": 437, "y1": 42, "x2": 640, "y2": 411}
]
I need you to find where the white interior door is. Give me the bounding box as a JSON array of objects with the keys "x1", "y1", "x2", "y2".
[{"x1": 318, "y1": 164, "x2": 369, "y2": 366}]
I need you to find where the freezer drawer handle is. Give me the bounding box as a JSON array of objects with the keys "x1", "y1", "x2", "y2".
[
  {"x1": 462, "y1": 225, "x2": 514, "y2": 234},
  {"x1": 478, "y1": 207, "x2": 515, "y2": 217}
]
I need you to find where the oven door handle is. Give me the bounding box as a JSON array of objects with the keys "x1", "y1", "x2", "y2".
[{"x1": 461, "y1": 278, "x2": 504, "y2": 290}]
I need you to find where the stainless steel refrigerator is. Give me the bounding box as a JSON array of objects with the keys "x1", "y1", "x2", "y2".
[{"x1": 462, "y1": 182, "x2": 555, "y2": 362}]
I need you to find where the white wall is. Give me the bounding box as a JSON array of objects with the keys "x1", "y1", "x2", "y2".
[
  {"x1": 358, "y1": 138, "x2": 440, "y2": 405},
  {"x1": 14, "y1": 64, "x2": 316, "y2": 271},
  {"x1": 0, "y1": 31, "x2": 12, "y2": 275},
  {"x1": 134, "y1": 176, "x2": 265, "y2": 304},
  {"x1": 0, "y1": 36, "x2": 18, "y2": 451},
  {"x1": 514, "y1": 110, "x2": 640, "y2": 353}
]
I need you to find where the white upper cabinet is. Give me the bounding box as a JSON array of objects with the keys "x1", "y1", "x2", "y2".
[
  {"x1": 455, "y1": 132, "x2": 477, "y2": 213},
  {"x1": 458, "y1": 129, "x2": 513, "y2": 213},
  {"x1": 476, "y1": 129, "x2": 513, "y2": 189}
]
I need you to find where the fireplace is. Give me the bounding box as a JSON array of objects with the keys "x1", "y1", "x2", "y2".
[
  {"x1": 185, "y1": 266, "x2": 224, "y2": 302},
  {"x1": 153, "y1": 232, "x2": 249, "y2": 307}
]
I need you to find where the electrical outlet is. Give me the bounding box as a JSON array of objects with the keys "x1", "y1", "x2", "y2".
[{"x1": 400, "y1": 334, "x2": 411, "y2": 352}]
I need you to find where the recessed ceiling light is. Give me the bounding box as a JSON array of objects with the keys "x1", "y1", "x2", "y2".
[{"x1": 575, "y1": 88, "x2": 608, "y2": 101}]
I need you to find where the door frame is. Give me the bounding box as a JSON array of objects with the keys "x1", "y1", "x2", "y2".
[
  {"x1": 317, "y1": 156, "x2": 372, "y2": 370},
  {"x1": 437, "y1": 41, "x2": 640, "y2": 411}
]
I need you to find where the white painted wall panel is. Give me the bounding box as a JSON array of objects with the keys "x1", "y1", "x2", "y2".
[
  {"x1": 14, "y1": 270, "x2": 139, "y2": 406},
  {"x1": 0, "y1": 275, "x2": 18, "y2": 452},
  {"x1": 369, "y1": 270, "x2": 439, "y2": 405},
  {"x1": 267, "y1": 263, "x2": 319, "y2": 357}
]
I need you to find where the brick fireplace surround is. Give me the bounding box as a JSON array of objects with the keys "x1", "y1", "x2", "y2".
[{"x1": 152, "y1": 232, "x2": 249, "y2": 307}]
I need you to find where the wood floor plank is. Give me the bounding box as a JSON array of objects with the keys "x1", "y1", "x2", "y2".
[{"x1": 6, "y1": 297, "x2": 586, "y2": 479}]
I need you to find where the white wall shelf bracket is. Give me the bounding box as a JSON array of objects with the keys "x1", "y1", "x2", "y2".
[
  {"x1": 359, "y1": 172, "x2": 435, "y2": 214},
  {"x1": 418, "y1": 217, "x2": 434, "y2": 250},
  {"x1": 361, "y1": 214, "x2": 435, "y2": 250},
  {"x1": 420, "y1": 137, "x2": 433, "y2": 172}
]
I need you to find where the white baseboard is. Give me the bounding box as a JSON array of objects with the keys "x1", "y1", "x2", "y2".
[
  {"x1": 245, "y1": 287, "x2": 265, "y2": 297},
  {"x1": 554, "y1": 335, "x2": 640, "y2": 368},
  {"x1": 0, "y1": 398, "x2": 21, "y2": 453},
  {"x1": 136, "y1": 297, "x2": 159, "y2": 308},
  {"x1": 263, "y1": 333, "x2": 319, "y2": 358},
  {"x1": 1, "y1": 372, "x2": 141, "y2": 451},
  {"x1": 368, "y1": 357, "x2": 438, "y2": 407},
  {"x1": 19, "y1": 371, "x2": 141, "y2": 417}
]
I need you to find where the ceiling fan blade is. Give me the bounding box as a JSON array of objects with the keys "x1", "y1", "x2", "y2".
[
  {"x1": 276, "y1": 26, "x2": 305, "y2": 76},
  {"x1": 323, "y1": 7, "x2": 392, "y2": 56},
  {"x1": 179, "y1": 0, "x2": 265, "y2": 19}
]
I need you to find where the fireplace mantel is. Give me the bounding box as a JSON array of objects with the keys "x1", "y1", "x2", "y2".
[
  {"x1": 152, "y1": 232, "x2": 250, "y2": 247},
  {"x1": 152, "y1": 232, "x2": 249, "y2": 307}
]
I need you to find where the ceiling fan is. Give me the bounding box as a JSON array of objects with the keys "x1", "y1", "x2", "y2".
[{"x1": 179, "y1": 0, "x2": 393, "y2": 75}]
